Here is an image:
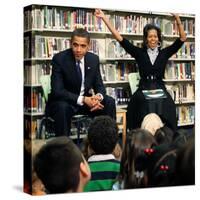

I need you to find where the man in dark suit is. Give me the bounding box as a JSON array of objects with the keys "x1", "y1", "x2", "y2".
[{"x1": 47, "y1": 28, "x2": 116, "y2": 136}]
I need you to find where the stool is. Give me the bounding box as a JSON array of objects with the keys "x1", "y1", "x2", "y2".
[{"x1": 116, "y1": 108, "x2": 127, "y2": 147}]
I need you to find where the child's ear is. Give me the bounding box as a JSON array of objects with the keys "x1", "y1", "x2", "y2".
[{"x1": 80, "y1": 162, "x2": 91, "y2": 178}]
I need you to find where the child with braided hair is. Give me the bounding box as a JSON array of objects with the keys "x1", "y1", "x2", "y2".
[{"x1": 113, "y1": 128, "x2": 157, "y2": 189}]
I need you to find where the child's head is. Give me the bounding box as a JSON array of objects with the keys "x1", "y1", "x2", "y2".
[
  {"x1": 154, "y1": 125, "x2": 174, "y2": 145},
  {"x1": 31, "y1": 139, "x2": 47, "y2": 195},
  {"x1": 175, "y1": 137, "x2": 195, "y2": 185},
  {"x1": 120, "y1": 128, "x2": 157, "y2": 188},
  {"x1": 147, "y1": 144, "x2": 177, "y2": 187},
  {"x1": 34, "y1": 136, "x2": 91, "y2": 194},
  {"x1": 173, "y1": 128, "x2": 193, "y2": 148},
  {"x1": 141, "y1": 113, "x2": 164, "y2": 135},
  {"x1": 88, "y1": 115, "x2": 118, "y2": 154}
]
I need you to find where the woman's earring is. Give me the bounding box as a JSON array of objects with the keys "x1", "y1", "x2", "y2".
[{"x1": 157, "y1": 42, "x2": 161, "y2": 47}]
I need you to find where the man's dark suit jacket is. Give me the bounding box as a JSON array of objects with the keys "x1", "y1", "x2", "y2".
[{"x1": 48, "y1": 48, "x2": 106, "y2": 106}]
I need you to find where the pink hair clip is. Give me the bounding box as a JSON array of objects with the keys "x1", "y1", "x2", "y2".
[
  {"x1": 160, "y1": 165, "x2": 169, "y2": 171},
  {"x1": 144, "y1": 148, "x2": 154, "y2": 155}
]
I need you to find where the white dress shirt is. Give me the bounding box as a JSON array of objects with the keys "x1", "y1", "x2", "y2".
[
  {"x1": 76, "y1": 58, "x2": 85, "y2": 105},
  {"x1": 147, "y1": 47, "x2": 159, "y2": 65},
  {"x1": 76, "y1": 57, "x2": 104, "y2": 106}
]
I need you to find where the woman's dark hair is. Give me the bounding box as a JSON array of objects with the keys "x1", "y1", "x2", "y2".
[{"x1": 142, "y1": 24, "x2": 162, "y2": 49}]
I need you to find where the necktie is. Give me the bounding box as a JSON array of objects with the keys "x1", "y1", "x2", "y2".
[{"x1": 76, "y1": 60, "x2": 82, "y2": 82}]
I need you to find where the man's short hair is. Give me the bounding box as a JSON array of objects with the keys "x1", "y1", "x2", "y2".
[
  {"x1": 33, "y1": 136, "x2": 83, "y2": 194},
  {"x1": 88, "y1": 115, "x2": 118, "y2": 154},
  {"x1": 71, "y1": 28, "x2": 90, "y2": 43}
]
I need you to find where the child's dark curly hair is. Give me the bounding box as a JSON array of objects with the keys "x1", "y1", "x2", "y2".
[{"x1": 88, "y1": 115, "x2": 118, "y2": 154}]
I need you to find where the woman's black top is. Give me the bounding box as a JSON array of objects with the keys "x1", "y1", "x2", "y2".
[{"x1": 120, "y1": 38, "x2": 184, "y2": 131}]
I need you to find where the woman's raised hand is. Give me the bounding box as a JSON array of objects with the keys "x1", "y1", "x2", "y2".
[
  {"x1": 94, "y1": 8, "x2": 123, "y2": 41},
  {"x1": 171, "y1": 13, "x2": 180, "y2": 20},
  {"x1": 94, "y1": 9, "x2": 105, "y2": 19}
]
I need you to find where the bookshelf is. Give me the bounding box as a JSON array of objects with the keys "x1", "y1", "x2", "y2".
[{"x1": 23, "y1": 4, "x2": 195, "y2": 140}]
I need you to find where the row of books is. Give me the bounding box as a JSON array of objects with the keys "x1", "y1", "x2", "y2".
[
  {"x1": 24, "y1": 6, "x2": 195, "y2": 36},
  {"x1": 166, "y1": 83, "x2": 195, "y2": 103},
  {"x1": 24, "y1": 36, "x2": 104, "y2": 59},
  {"x1": 163, "y1": 41, "x2": 195, "y2": 59},
  {"x1": 106, "y1": 84, "x2": 195, "y2": 106},
  {"x1": 24, "y1": 118, "x2": 41, "y2": 139},
  {"x1": 24, "y1": 35, "x2": 195, "y2": 60},
  {"x1": 106, "y1": 87, "x2": 131, "y2": 105},
  {"x1": 24, "y1": 61, "x2": 195, "y2": 86},
  {"x1": 24, "y1": 84, "x2": 195, "y2": 118},
  {"x1": 165, "y1": 61, "x2": 195, "y2": 80},
  {"x1": 24, "y1": 86, "x2": 131, "y2": 114},
  {"x1": 24, "y1": 83, "x2": 195, "y2": 108},
  {"x1": 100, "y1": 62, "x2": 138, "y2": 82},
  {"x1": 162, "y1": 19, "x2": 194, "y2": 36},
  {"x1": 24, "y1": 7, "x2": 106, "y2": 32},
  {"x1": 24, "y1": 88, "x2": 44, "y2": 113},
  {"x1": 106, "y1": 39, "x2": 131, "y2": 58},
  {"x1": 24, "y1": 63, "x2": 52, "y2": 85},
  {"x1": 24, "y1": 36, "x2": 70, "y2": 59},
  {"x1": 107, "y1": 39, "x2": 195, "y2": 59},
  {"x1": 176, "y1": 105, "x2": 195, "y2": 125},
  {"x1": 24, "y1": 117, "x2": 55, "y2": 140},
  {"x1": 106, "y1": 16, "x2": 194, "y2": 36}
]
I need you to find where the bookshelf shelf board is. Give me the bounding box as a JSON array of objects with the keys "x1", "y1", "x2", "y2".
[
  {"x1": 24, "y1": 112, "x2": 44, "y2": 116},
  {"x1": 24, "y1": 28, "x2": 195, "y2": 40},
  {"x1": 120, "y1": 33, "x2": 143, "y2": 37},
  {"x1": 103, "y1": 57, "x2": 135, "y2": 61},
  {"x1": 150, "y1": 12, "x2": 194, "y2": 18},
  {"x1": 178, "y1": 122, "x2": 194, "y2": 127},
  {"x1": 104, "y1": 80, "x2": 129, "y2": 84},
  {"x1": 24, "y1": 57, "x2": 195, "y2": 62},
  {"x1": 179, "y1": 14, "x2": 195, "y2": 19},
  {"x1": 169, "y1": 58, "x2": 195, "y2": 61},
  {"x1": 163, "y1": 79, "x2": 195, "y2": 82},
  {"x1": 24, "y1": 28, "x2": 111, "y2": 35},
  {"x1": 69, "y1": 134, "x2": 87, "y2": 140},
  {"x1": 24, "y1": 28, "x2": 73, "y2": 33},
  {"x1": 163, "y1": 34, "x2": 195, "y2": 39},
  {"x1": 117, "y1": 104, "x2": 127, "y2": 109},
  {"x1": 24, "y1": 58, "x2": 52, "y2": 61},
  {"x1": 24, "y1": 84, "x2": 42, "y2": 87},
  {"x1": 25, "y1": 28, "x2": 196, "y2": 39},
  {"x1": 175, "y1": 100, "x2": 195, "y2": 105}
]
